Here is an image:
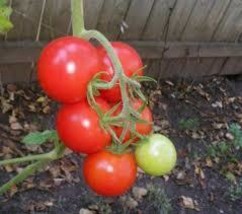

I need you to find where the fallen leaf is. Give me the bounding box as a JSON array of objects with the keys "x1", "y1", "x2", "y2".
[
  {"x1": 180, "y1": 196, "x2": 200, "y2": 211},
  {"x1": 205, "y1": 158, "x2": 213, "y2": 167},
  {"x1": 225, "y1": 132, "x2": 234, "y2": 141},
  {"x1": 212, "y1": 101, "x2": 223, "y2": 108},
  {"x1": 36, "y1": 96, "x2": 46, "y2": 103},
  {"x1": 79, "y1": 208, "x2": 96, "y2": 214},
  {"x1": 125, "y1": 197, "x2": 139, "y2": 209},
  {"x1": 10, "y1": 122, "x2": 23, "y2": 130},
  {"x1": 176, "y1": 171, "x2": 186, "y2": 180},
  {"x1": 132, "y1": 187, "x2": 148, "y2": 200},
  {"x1": 1, "y1": 98, "x2": 13, "y2": 113},
  {"x1": 42, "y1": 105, "x2": 51, "y2": 114}
]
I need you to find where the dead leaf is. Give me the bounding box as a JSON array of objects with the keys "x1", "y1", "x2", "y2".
[
  {"x1": 205, "y1": 158, "x2": 213, "y2": 167},
  {"x1": 212, "y1": 101, "x2": 223, "y2": 108},
  {"x1": 1, "y1": 98, "x2": 13, "y2": 113},
  {"x1": 4, "y1": 164, "x2": 14, "y2": 172},
  {"x1": 9, "y1": 115, "x2": 17, "y2": 124},
  {"x1": 176, "y1": 171, "x2": 186, "y2": 180},
  {"x1": 121, "y1": 196, "x2": 138, "y2": 209},
  {"x1": 79, "y1": 208, "x2": 96, "y2": 214},
  {"x1": 212, "y1": 123, "x2": 225, "y2": 129},
  {"x1": 28, "y1": 104, "x2": 37, "y2": 112},
  {"x1": 132, "y1": 187, "x2": 148, "y2": 200},
  {"x1": 7, "y1": 84, "x2": 17, "y2": 92},
  {"x1": 180, "y1": 196, "x2": 200, "y2": 211},
  {"x1": 42, "y1": 105, "x2": 51, "y2": 114},
  {"x1": 194, "y1": 165, "x2": 205, "y2": 180},
  {"x1": 36, "y1": 96, "x2": 46, "y2": 103},
  {"x1": 225, "y1": 132, "x2": 234, "y2": 141},
  {"x1": 10, "y1": 122, "x2": 23, "y2": 130},
  {"x1": 163, "y1": 175, "x2": 170, "y2": 182}
]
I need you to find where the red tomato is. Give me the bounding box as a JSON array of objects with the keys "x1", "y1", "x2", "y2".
[
  {"x1": 114, "y1": 99, "x2": 153, "y2": 142},
  {"x1": 83, "y1": 150, "x2": 137, "y2": 196},
  {"x1": 38, "y1": 36, "x2": 101, "y2": 103},
  {"x1": 97, "y1": 42, "x2": 143, "y2": 103},
  {"x1": 56, "y1": 98, "x2": 111, "y2": 154}
]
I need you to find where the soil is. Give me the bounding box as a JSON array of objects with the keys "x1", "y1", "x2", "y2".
[{"x1": 0, "y1": 76, "x2": 241, "y2": 214}]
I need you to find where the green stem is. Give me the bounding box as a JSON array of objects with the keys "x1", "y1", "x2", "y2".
[
  {"x1": 0, "y1": 143, "x2": 66, "y2": 195},
  {"x1": 71, "y1": 0, "x2": 85, "y2": 36},
  {"x1": 0, "y1": 151, "x2": 54, "y2": 166},
  {"x1": 0, "y1": 160, "x2": 49, "y2": 195},
  {"x1": 81, "y1": 30, "x2": 130, "y2": 114}
]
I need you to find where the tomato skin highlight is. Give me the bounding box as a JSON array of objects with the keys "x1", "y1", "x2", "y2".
[
  {"x1": 83, "y1": 150, "x2": 137, "y2": 196},
  {"x1": 114, "y1": 99, "x2": 153, "y2": 142},
  {"x1": 97, "y1": 42, "x2": 143, "y2": 103},
  {"x1": 38, "y1": 36, "x2": 101, "y2": 103},
  {"x1": 135, "y1": 134, "x2": 177, "y2": 176},
  {"x1": 56, "y1": 99, "x2": 111, "y2": 154}
]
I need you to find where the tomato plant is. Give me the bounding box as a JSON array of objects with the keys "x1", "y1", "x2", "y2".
[
  {"x1": 0, "y1": 0, "x2": 178, "y2": 199},
  {"x1": 56, "y1": 98, "x2": 111, "y2": 154},
  {"x1": 135, "y1": 134, "x2": 177, "y2": 176},
  {"x1": 97, "y1": 42, "x2": 144, "y2": 103},
  {"x1": 114, "y1": 99, "x2": 153, "y2": 142},
  {"x1": 38, "y1": 36, "x2": 101, "y2": 103},
  {"x1": 83, "y1": 150, "x2": 137, "y2": 196}
]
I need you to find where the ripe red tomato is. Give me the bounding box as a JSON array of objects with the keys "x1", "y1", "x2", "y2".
[
  {"x1": 38, "y1": 36, "x2": 101, "y2": 103},
  {"x1": 56, "y1": 98, "x2": 111, "y2": 154},
  {"x1": 97, "y1": 42, "x2": 143, "y2": 103},
  {"x1": 114, "y1": 99, "x2": 153, "y2": 142},
  {"x1": 83, "y1": 150, "x2": 137, "y2": 196}
]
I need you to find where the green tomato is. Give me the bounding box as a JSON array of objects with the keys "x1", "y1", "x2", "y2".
[{"x1": 135, "y1": 134, "x2": 177, "y2": 176}]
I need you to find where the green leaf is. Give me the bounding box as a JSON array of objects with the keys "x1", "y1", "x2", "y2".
[
  {"x1": 0, "y1": 15, "x2": 13, "y2": 34},
  {"x1": 132, "y1": 74, "x2": 157, "y2": 83},
  {"x1": 0, "y1": 0, "x2": 7, "y2": 7},
  {"x1": 0, "y1": 6, "x2": 12, "y2": 18},
  {"x1": 22, "y1": 130, "x2": 59, "y2": 145}
]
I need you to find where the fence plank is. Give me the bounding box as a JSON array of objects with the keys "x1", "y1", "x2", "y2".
[
  {"x1": 119, "y1": 0, "x2": 155, "y2": 40},
  {"x1": 84, "y1": 0, "x2": 105, "y2": 30},
  {"x1": 141, "y1": 0, "x2": 176, "y2": 40},
  {"x1": 0, "y1": 63, "x2": 32, "y2": 83},
  {"x1": 96, "y1": 0, "x2": 131, "y2": 40},
  {"x1": 7, "y1": 0, "x2": 41, "y2": 40},
  {"x1": 220, "y1": 57, "x2": 242, "y2": 75},
  {"x1": 167, "y1": 0, "x2": 197, "y2": 41},
  {"x1": 181, "y1": 0, "x2": 229, "y2": 42},
  {"x1": 40, "y1": 0, "x2": 70, "y2": 40},
  {"x1": 212, "y1": 0, "x2": 242, "y2": 42},
  {"x1": 209, "y1": 58, "x2": 227, "y2": 75},
  {"x1": 3, "y1": 41, "x2": 242, "y2": 64},
  {"x1": 161, "y1": 59, "x2": 186, "y2": 78}
]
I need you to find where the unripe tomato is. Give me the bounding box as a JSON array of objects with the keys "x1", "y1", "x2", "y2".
[
  {"x1": 97, "y1": 42, "x2": 143, "y2": 103},
  {"x1": 38, "y1": 36, "x2": 101, "y2": 103},
  {"x1": 56, "y1": 98, "x2": 111, "y2": 154},
  {"x1": 135, "y1": 134, "x2": 177, "y2": 176},
  {"x1": 83, "y1": 150, "x2": 137, "y2": 196}
]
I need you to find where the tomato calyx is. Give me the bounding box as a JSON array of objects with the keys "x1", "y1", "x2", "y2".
[{"x1": 106, "y1": 141, "x2": 133, "y2": 155}]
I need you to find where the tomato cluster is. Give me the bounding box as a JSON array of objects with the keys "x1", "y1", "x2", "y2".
[{"x1": 37, "y1": 36, "x2": 177, "y2": 197}]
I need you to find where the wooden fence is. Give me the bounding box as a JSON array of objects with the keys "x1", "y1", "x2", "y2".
[{"x1": 1, "y1": 0, "x2": 242, "y2": 82}]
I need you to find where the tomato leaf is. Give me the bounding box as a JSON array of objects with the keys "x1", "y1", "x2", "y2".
[
  {"x1": 0, "y1": 15, "x2": 13, "y2": 34},
  {"x1": 22, "y1": 130, "x2": 59, "y2": 145},
  {"x1": 0, "y1": 6, "x2": 12, "y2": 17},
  {"x1": 0, "y1": 0, "x2": 7, "y2": 7}
]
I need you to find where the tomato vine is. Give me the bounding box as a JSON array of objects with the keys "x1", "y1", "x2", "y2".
[{"x1": 0, "y1": 0, "x2": 177, "y2": 197}]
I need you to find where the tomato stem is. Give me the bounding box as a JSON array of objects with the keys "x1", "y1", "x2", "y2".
[
  {"x1": 71, "y1": 0, "x2": 85, "y2": 36},
  {"x1": 0, "y1": 151, "x2": 54, "y2": 166},
  {"x1": 0, "y1": 160, "x2": 49, "y2": 195},
  {"x1": 81, "y1": 30, "x2": 131, "y2": 116},
  {"x1": 0, "y1": 141, "x2": 65, "y2": 195}
]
